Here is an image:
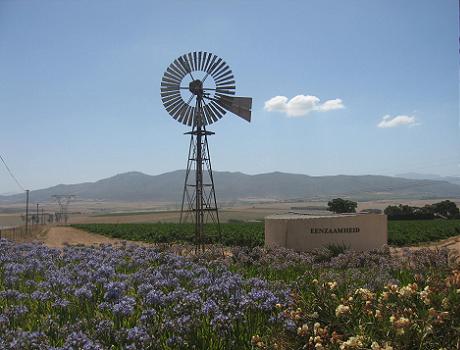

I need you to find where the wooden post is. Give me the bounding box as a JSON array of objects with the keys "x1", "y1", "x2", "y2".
[{"x1": 25, "y1": 190, "x2": 29, "y2": 235}]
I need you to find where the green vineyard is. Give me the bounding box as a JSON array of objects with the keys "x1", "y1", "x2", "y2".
[
  {"x1": 72, "y1": 222, "x2": 265, "y2": 247},
  {"x1": 73, "y1": 219, "x2": 460, "y2": 247},
  {"x1": 388, "y1": 219, "x2": 460, "y2": 246}
]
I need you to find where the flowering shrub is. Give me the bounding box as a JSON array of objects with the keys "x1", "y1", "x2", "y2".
[
  {"x1": 0, "y1": 239, "x2": 458, "y2": 349},
  {"x1": 0, "y1": 239, "x2": 286, "y2": 349},
  {"x1": 273, "y1": 254, "x2": 459, "y2": 349}
]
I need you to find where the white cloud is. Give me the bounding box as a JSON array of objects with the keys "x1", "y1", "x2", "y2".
[
  {"x1": 377, "y1": 114, "x2": 418, "y2": 128},
  {"x1": 264, "y1": 94, "x2": 345, "y2": 117}
]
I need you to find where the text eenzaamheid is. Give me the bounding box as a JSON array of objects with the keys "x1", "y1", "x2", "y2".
[{"x1": 310, "y1": 227, "x2": 360, "y2": 234}]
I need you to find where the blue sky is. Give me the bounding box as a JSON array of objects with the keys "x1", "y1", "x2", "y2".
[{"x1": 0, "y1": 0, "x2": 458, "y2": 193}]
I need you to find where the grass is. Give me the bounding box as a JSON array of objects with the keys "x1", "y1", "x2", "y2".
[{"x1": 72, "y1": 219, "x2": 460, "y2": 247}]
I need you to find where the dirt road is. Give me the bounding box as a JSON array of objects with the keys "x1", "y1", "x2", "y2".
[{"x1": 41, "y1": 226, "x2": 126, "y2": 248}]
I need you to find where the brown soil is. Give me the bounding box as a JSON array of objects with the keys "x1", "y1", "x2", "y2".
[
  {"x1": 38, "y1": 226, "x2": 220, "y2": 256},
  {"x1": 40, "y1": 226, "x2": 127, "y2": 248}
]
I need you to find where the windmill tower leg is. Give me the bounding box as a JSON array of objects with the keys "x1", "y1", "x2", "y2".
[
  {"x1": 203, "y1": 130, "x2": 221, "y2": 242},
  {"x1": 179, "y1": 136, "x2": 194, "y2": 224}
]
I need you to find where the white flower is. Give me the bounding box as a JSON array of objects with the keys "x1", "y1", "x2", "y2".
[{"x1": 335, "y1": 304, "x2": 351, "y2": 317}]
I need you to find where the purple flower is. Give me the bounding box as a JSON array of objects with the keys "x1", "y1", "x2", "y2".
[
  {"x1": 144, "y1": 289, "x2": 165, "y2": 306},
  {"x1": 75, "y1": 286, "x2": 93, "y2": 299},
  {"x1": 103, "y1": 281, "x2": 126, "y2": 301},
  {"x1": 112, "y1": 296, "x2": 136, "y2": 317}
]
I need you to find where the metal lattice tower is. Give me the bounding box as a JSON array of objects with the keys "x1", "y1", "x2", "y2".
[
  {"x1": 180, "y1": 96, "x2": 220, "y2": 247},
  {"x1": 52, "y1": 195, "x2": 75, "y2": 225},
  {"x1": 160, "y1": 51, "x2": 252, "y2": 250}
]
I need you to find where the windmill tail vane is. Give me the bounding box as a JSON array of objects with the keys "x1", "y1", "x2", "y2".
[{"x1": 160, "y1": 51, "x2": 252, "y2": 250}]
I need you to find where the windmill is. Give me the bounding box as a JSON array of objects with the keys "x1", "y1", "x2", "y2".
[{"x1": 161, "y1": 52, "x2": 252, "y2": 249}]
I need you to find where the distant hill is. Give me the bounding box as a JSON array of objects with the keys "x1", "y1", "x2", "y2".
[
  {"x1": 1, "y1": 170, "x2": 460, "y2": 203},
  {"x1": 396, "y1": 173, "x2": 460, "y2": 186}
]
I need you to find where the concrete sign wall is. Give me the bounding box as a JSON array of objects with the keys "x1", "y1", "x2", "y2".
[{"x1": 265, "y1": 213, "x2": 387, "y2": 251}]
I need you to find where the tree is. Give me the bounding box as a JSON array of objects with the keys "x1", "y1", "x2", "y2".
[
  {"x1": 430, "y1": 200, "x2": 459, "y2": 219},
  {"x1": 327, "y1": 198, "x2": 357, "y2": 214},
  {"x1": 383, "y1": 201, "x2": 460, "y2": 220},
  {"x1": 384, "y1": 204, "x2": 434, "y2": 220}
]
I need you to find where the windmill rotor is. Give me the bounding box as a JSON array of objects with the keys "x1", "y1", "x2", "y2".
[{"x1": 161, "y1": 51, "x2": 252, "y2": 126}]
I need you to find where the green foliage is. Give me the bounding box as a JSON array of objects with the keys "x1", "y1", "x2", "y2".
[
  {"x1": 283, "y1": 267, "x2": 459, "y2": 350},
  {"x1": 384, "y1": 204, "x2": 434, "y2": 220},
  {"x1": 431, "y1": 200, "x2": 460, "y2": 219},
  {"x1": 385, "y1": 200, "x2": 460, "y2": 220},
  {"x1": 388, "y1": 219, "x2": 460, "y2": 246},
  {"x1": 72, "y1": 222, "x2": 265, "y2": 247},
  {"x1": 73, "y1": 218, "x2": 460, "y2": 248},
  {"x1": 327, "y1": 198, "x2": 357, "y2": 213},
  {"x1": 325, "y1": 243, "x2": 349, "y2": 256}
]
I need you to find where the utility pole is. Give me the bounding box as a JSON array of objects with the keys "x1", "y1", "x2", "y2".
[
  {"x1": 25, "y1": 190, "x2": 29, "y2": 235},
  {"x1": 36, "y1": 203, "x2": 39, "y2": 225},
  {"x1": 41, "y1": 208, "x2": 44, "y2": 225}
]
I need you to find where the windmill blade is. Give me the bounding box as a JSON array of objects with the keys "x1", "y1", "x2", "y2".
[
  {"x1": 165, "y1": 98, "x2": 185, "y2": 114},
  {"x1": 187, "y1": 54, "x2": 195, "y2": 72},
  {"x1": 161, "y1": 80, "x2": 180, "y2": 89},
  {"x1": 185, "y1": 52, "x2": 193, "y2": 71},
  {"x1": 166, "y1": 67, "x2": 183, "y2": 81},
  {"x1": 212, "y1": 60, "x2": 228, "y2": 78},
  {"x1": 208, "y1": 101, "x2": 225, "y2": 120},
  {"x1": 204, "y1": 104, "x2": 218, "y2": 123},
  {"x1": 172, "y1": 59, "x2": 188, "y2": 76},
  {"x1": 163, "y1": 71, "x2": 181, "y2": 83},
  {"x1": 208, "y1": 58, "x2": 223, "y2": 76},
  {"x1": 215, "y1": 85, "x2": 236, "y2": 90},
  {"x1": 216, "y1": 96, "x2": 252, "y2": 122},
  {"x1": 161, "y1": 90, "x2": 181, "y2": 99},
  {"x1": 215, "y1": 89, "x2": 236, "y2": 95},
  {"x1": 215, "y1": 73, "x2": 234, "y2": 85},
  {"x1": 214, "y1": 68, "x2": 232, "y2": 82},
  {"x1": 162, "y1": 94, "x2": 182, "y2": 105},
  {"x1": 216, "y1": 79, "x2": 235, "y2": 87},
  {"x1": 202, "y1": 52, "x2": 212, "y2": 72},
  {"x1": 198, "y1": 51, "x2": 203, "y2": 71},
  {"x1": 186, "y1": 106, "x2": 195, "y2": 126},
  {"x1": 177, "y1": 56, "x2": 191, "y2": 74},
  {"x1": 205, "y1": 54, "x2": 218, "y2": 74},
  {"x1": 193, "y1": 52, "x2": 198, "y2": 71},
  {"x1": 178, "y1": 104, "x2": 190, "y2": 125}
]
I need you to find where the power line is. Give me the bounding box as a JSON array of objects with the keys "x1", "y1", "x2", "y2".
[{"x1": 0, "y1": 153, "x2": 25, "y2": 191}]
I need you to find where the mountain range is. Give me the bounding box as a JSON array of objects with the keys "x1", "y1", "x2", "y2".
[
  {"x1": 396, "y1": 173, "x2": 460, "y2": 186},
  {"x1": 1, "y1": 170, "x2": 460, "y2": 204}
]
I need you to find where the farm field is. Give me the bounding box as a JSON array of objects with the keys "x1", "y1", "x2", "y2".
[
  {"x1": 73, "y1": 219, "x2": 460, "y2": 247},
  {"x1": 2, "y1": 198, "x2": 459, "y2": 227},
  {"x1": 72, "y1": 222, "x2": 264, "y2": 247},
  {"x1": 0, "y1": 238, "x2": 458, "y2": 349},
  {"x1": 389, "y1": 219, "x2": 460, "y2": 246}
]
